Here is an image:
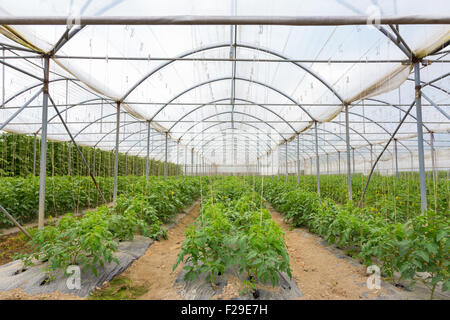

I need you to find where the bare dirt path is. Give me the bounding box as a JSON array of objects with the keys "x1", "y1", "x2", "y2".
[
  {"x1": 267, "y1": 205, "x2": 384, "y2": 300},
  {"x1": 118, "y1": 201, "x2": 201, "y2": 300}
]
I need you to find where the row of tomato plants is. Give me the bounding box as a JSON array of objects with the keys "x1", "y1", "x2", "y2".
[
  {"x1": 0, "y1": 175, "x2": 198, "y2": 229},
  {"x1": 174, "y1": 177, "x2": 291, "y2": 294},
  {"x1": 281, "y1": 173, "x2": 449, "y2": 223},
  {"x1": 14, "y1": 177, "x2": 203, "y2": 280},
  {"x1": 0, "y1": 132, "x2": 181, "y2": 177},
  {"x1": 256, "y1": 178, "x2": 449, "y2": 298}
]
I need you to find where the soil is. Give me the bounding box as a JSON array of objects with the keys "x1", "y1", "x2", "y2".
[
  {"x1": 0, "y1": 288, "x2": 82, "y2": 300},
  {"x1": 267, "y1": 205, "x2": 383, "y2": 300},
  {"x1": 91, "y1": 201, "x2": 201, "y2": 300},
  {"x1": 0, "y1": 233, "x2": 31, "y2": 266},
  {"x1": 91, "y1": 201, "x2": 384, "y2": 300}
]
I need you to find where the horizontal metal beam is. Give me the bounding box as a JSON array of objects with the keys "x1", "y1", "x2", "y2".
[
  {"x1": 49, "y1": 55, "x2": 441, "y2": 64},
  {"x1": 8, "y1": 120, "x2": 448, "y2": 125},
  {"x1": 1, "y1": 15, "x2": 449, "y2": 26},
  {"x1": 4, "y1": 102, "x2": 445, "y2": 109}
]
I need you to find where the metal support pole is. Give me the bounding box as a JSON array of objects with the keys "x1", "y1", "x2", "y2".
[
  {"x1": 49, "y1": 95, "x2": 106, "y2": 203},
  {"x1": 113, "y1": 101, "x2": 120, "y2": 203},
  {"x1": 92, "y1": 147, "x2": 96, "y2": 176},
  {"x1": 191, "y1": 148, "x2": 194, "y2": 176},
  {"x1": 394, "y1": 139, "x2": 399, "y2": 179},
  {"x1": 352, "y1": 147, "x2": 355, "y2": 174},
  {"x1": 2, "y1": 48, "x2": 4, "y2": 107},
  {"x1": 414, "y1": 62, "x2": 427, "y2": 214},
  {"x1": 0, "y1": 204, "x2": 32, "y2": 239},
  {"x1": 145, "y1": 121, "x2": 150, "y2": 180},
  {"x1": 359, "y1": 100, "x2": 416, "y2": 205},
  {"x1": 314, "y1": 121, "x2": 320, "y2": 195},
  {"x1": 430, "y1": 132, "x2": 437, "y2": 184},
  {"x1": 32, "y1": 133, "x2": 37, "y2": 176},
  {"x1": 68, "y1": 142, "x2": 71, "y2": 175},
  {"x1": 370, "y1": 144, "x2": 373, "y2": 170},
  {"x1": 285, "y1": 141, "x2": 288, "y2": 182},
  {"x1": 196, "y1": 153, "x2": 199, "y2": 176},
  {"x1": 297, "y1": 135, "x2": 300, "y2": 184},
  {"x1": 326, "y1": 153, "x2": 329, "y2": 174},
  {"x1": 176, "y1": 141, "x2": 179, "y2": 177},
  {"x1": 0, "y1": 88, "x2": 42, "y2": 132},
  {"x1": 164, "y1": 132, "x2": 168, "y2": 180},
  {"x1": 338, "y1": 151, "x2": 341, "y2": 174},
  {"x1": 345, "y1": 104, "x2": 352, "y2": 201},
  {"x1": 38, "y1": 56, "x2": 50, "y2": 230}
]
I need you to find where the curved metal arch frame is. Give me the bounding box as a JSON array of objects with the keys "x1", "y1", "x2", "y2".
[
  {"x1": 264, "y1": 117, "x2": 377, "y2": 162},
  {"x1": 201, "y1": 128, "x2": 335, "y2": 157},
  {"x1": 134, "y1": 121, "x2": 281, "y2": 157},
  {"x1": 37, "y1": 97, "x2": 111, "y2": 134},
  {"x1": 94, "y1": 119, "x2": 144, "y2": 148},
  {"x1": 192, "y1": 132, "x2": 289, "y2": 158},
  {"x1": 196, "y1": 131, "x2": 331, "y2": 162},
  {"x1": 187, "y1": 119, "x2": 346, "y2": 161},
  {"x1": 1, "y1": 77, "x2": 77, "y2": 108},
  {"x1": 111, "y1": 117, "x2": 280, "y2": 157},
  {"x1": 148, "y1": 76, "x2": 316, "y2": 124},
  {"x1": 283, "y1": 130, "x2": 368, "y2": 163},
  {"x1": 185, "y1": 124, "x2": 278, "y2": 153},
  {"x1": 346, "y1": 101, "x2": 430, "y2": 149},
  {"x1": 121, "y1": 42, "x2": 344, "y2": 104},
  {"x1": 182, "y1": 110, "x2": 285, "y2": 144},
  {"x1": 362, "y1": 98, "x2": 432, "y2": 134},
  {"x1": 125, "y1": 135, "x2": 175, "y2": 156},
  {"x1": 192, "y1": 130, "x2": 369, "y2": 166},
  {"x1": 129, "y1": 139, "x2": 178, "y2": 160},
  {"x1": 406, "y1": 75, "x2": 450, "y2": 97},
  {"x1": 128, "y1": 113, "x2": 372, "y2": 162},
  {"x1": 136, "y1": 127, "x2": 276, "y2": 158},
  {"x1": 168, "y1": 97, "x2": 297, "y2": 133}
]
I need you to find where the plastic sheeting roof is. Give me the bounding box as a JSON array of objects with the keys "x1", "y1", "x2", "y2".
[{"x1": 0, "y1": 0, "x2": 449, "y2": 170}]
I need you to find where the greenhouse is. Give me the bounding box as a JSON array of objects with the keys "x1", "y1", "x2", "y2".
[{"x1": 0, "y1": 0, "x2": 448, "y2": 303}]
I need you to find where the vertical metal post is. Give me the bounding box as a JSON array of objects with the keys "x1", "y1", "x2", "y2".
[
  {"x1": 326, "y1": 153, "x2": 329, "y2": 174},
  {"x1": 2, "y1": 48, "x2": 5, "y2": 106},
  {"x1": 297, "y1": 135, "x2": 300, "y2": 184},
  {"x1": 191, "y1": 148, "x2": 194, "y2": 176},
  {"x1": 184, "y1": 146, "x2": 187, "y2": 176},
  {"x1": 370, "y1": 144, "x2": 373, "y2": 170},
  {"x1": 256, "y1": 138, "x2": 259, "y2": 176},
  {"x1": 338, "y1": 151, "x2": 341, "y2": 174},
  {"x1": 271, "y1": 152, "x2": 274, "y2": 177},
  {"x1": 176, "y1": 141, "x2": 179, "y2": 177},
  {"x1": 145, "y1": 121, "x2": 150, "y2": 180},
  {"x1": 430, "y1": 132, "x2": 437, "y2": 184},
  {"x1": 164, "y1": 132, "x2": 168, "y2": 180},
  {"x1": 394, "y1": 139, "x2": 399, "y2": 179},
  {"x1": 285, "y1": 140, "x2": 288, "y2": 182},
  {"x1": 414, "y1": 62, "x2": 427, "y2": 213},
  {"x1": 68, "y1": 142, "x2": 71, "y2": 175},
  {"x1": 314, "y1": 121, "x2": 320, "y2": 195},
  {"x1": 195, "y1": 153, "x2": 198, "y2": 176},
  {"x1": 38, "y1": 55, "x2": 50, "y2": 230},
  {"x1": 345, "y1": 104, "x2": 352, "y2": 201},
  {"x1": 92, "y1": 147, "x2": 96, "y2": 176},
  {"x1": 113, "y1": 101, "x2": 120, "y2": 203},
  {"x1": 352, "y1": 147, "x2": 355, "y2": 174},
  {"x1": 32, "y1": 133, "x2": 37, "y2": 176}
]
